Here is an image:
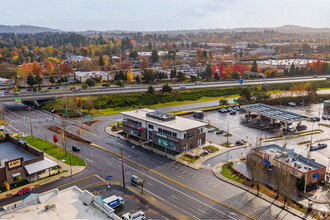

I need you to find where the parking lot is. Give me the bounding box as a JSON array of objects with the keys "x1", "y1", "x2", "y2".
[{"x1": 186, "y1": 102, "x2": 330, "y2": 170}]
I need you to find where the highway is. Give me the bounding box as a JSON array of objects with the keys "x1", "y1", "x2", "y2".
[
  {"x1": 0, "y1": 75, "x2": 328, "y2": 102},
  {"x1": 0, "y1": 102, "x2": 303, "y2": 219}
]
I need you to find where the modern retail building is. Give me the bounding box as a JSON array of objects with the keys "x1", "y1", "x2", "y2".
[
  {"x1": 253, "y1": 144, "x2": 326, "y2": 184},
  {"x1": 0, "y1": 134, "x2": 58, "y2": 187},
  {"x1": 121, "y1": 109, "x2": 206, "y2": 154}
]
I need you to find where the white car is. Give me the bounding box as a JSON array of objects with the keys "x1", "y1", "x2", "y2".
[
  {"x1": 0, "y1": 126, "x2": 4, "y2": 131},
  {"x1": 195, "y1": 81, "x2": 202, "y2": 85}
]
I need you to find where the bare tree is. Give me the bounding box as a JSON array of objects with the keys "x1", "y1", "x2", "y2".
[
  {"x1": 0, "y1": 106, "x2": 5, "y2": 120},
  {"x1": 246, "y1": 153, "x2": 264, "y2": 195}
]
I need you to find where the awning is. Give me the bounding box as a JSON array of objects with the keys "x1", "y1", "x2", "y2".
[
  {"x1": 25, "y1": 158, "x2": 58, "y2": 175},
  {"x1": 313, "y1": 173, "x2": 320, "y2": 178},
  {"x1": 12, "y1": 173, "x2": 21, "y2": 177}
]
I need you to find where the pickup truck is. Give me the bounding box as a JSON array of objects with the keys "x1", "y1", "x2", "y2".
[{"x1": 103, "y1": 195, "x2": 124, "y2": 209}]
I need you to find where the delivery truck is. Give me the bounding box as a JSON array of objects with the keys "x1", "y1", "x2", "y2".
[{"x1": 103, "y1": 195, "x2": 124, "y2": 209}]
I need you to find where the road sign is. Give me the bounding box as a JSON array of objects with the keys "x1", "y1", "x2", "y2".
[
  {"x1": 105, "y1": 175, "x2": 113, "y2": 180},
  {"x1": 86, "y1": 114, "x2": 91, "y2": 119},
  {"x1": 14, "y1": 98, "x2": 21, "y2": 102},
  {"x1": 233, "y1": 99, "x2": 238, "y2": 103},
  {"x1": 65, "y1": 110, "x2": 68, "y2": 114}
]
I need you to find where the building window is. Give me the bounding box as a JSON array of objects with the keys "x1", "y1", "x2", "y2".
[
  {"x1": 127, "y1": 118, "x2": 142, "y2": 127},
  {"x1": 182, "y1": 144, "x2": 187, "y2": 151},
  {"x1": 158, "y1": 138, "x2": 176, "y2": 150},
  {"x1": 184, "y1": 133, "x2": 187, "y2": 139},
  {"x1": 158, "y1": 128, "x2": 177, "y2": 138},
  {"x1": 148, "y1": 124, "x2": 154, "y2": 129},
  {"x1": 198, "y1": 138, "x2": 202, "y2": 146},
  {"x1": 198, "y1": 128, "x2": 203, "y2": 134}
]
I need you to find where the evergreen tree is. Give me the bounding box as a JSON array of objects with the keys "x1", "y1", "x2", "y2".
[
  {"x1": 205, "y1": 64, "x2": 212, "y2": 80},
  {"x1": 99, "y1": 54, "x2": 105, "y2": 66},
  {"x1": 134, "y1": 75, "x2": 141, "y2": 83},
  {"x1": 177, "y1": 72, "x2": 186, "y2": 81},
  {"x1": 170, "y1": 68, "x2": 177, "y2": 79},
  {"x1": 147, "y1": 85, "x2": 155, "y2": 95},
  {"x1": 35, "y1": 75, "x2": 43, "y2": 90},
  {"x1": 251, "y1": 60, "x2": 258, "y2": 72},
  {"x1": 49, "y1": 75, "x2": 55, "y2": 84},
  {"x1": 289, "y1": 63, "x2": 295, "y2": 76},
  {"x1": 161, "y1": 84, "x2": 172, "y2": 93},
  {"x1": 26, "y1": 73, "x2": 35, "y2": 87},
  {"x1": 150, "y1": 50, "x2": 159, "y2": 63},
  {"x1": 214, "y1": 73, "x2": 220, "y2": 80}
]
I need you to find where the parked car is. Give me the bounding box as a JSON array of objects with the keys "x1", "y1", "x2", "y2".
[
  {"x1": 13, "y1": 92, "x2": 20, "y2": 95},
  {"x1": 296, "y1": 124, "x2": 307, "y2": 130},
  {"x1": 0, "y1": 125, "x2": 4, "y2": 131},
  {"x1": 208, "y1": 128, "x2": 216, "y2": 132},
  {"x1": 72, "y1": 145, "x2": 80, "y2": 152},
  {"x1": 227, "y1": 107, "x2": 233, "y2": 111},
  {"x1": 311, "y1": 117, "x2": 320, "y2": 122},
  {"x1": 328, "y1": 115, "x2": 330, "y2": 120},
  {"x1": 322, "y1": 115, "x2": 328, "y2": 120},
  {"x1": 287, "y1": 127, "x2": 296, "y2": 132},
  {"x1": 236, "y1": 140, "x2": 245, "y2": 146},
  {"x1": 0, "y1": 94, "x2": 3, "y2": 97},
  {"x1": 195, "y1": 81, "x2": 202, "y2": 85},
  {"x1": 17, "y1": 186, "x2": 32, "y2": 196},
  {"x1": 310, "y1": 146, "x2": 318, "y2": 151},
  {"x1": 218, "y1": 108, "x2": 226, "y2": 113},
  {"x1": 216, "y1": 129, "x2": 224, "y2": 135},
  {"x1": 288, "y1": 102, "x2": 296, "y2": 107},
  {"x1": 230, "y1": 110, "x2": 236, "y2": 115},
  {"x1": 131, "y1": 175, "x2": 142, "y2": 186},
  {"x1": 317, "y1": 143, "x2": 327, "y2": 149}
]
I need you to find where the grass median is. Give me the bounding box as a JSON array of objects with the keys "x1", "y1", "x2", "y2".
[{"x1": 18, "y1": 136, "x2": 86, "y2": 166}]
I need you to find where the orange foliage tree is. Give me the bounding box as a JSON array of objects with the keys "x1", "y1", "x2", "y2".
[
  {"x1": 140, "y1": 59, "x2": 149, "y2": 69},
  {"x1": 43, "y1": 59, "x2": 54, "y2": 75},
  {"x1": 58, "y1": 63, "x2": 72, "y2": 76},
  {"x1": 32, "y1": 61, "x2": 43, "y2": 75}
]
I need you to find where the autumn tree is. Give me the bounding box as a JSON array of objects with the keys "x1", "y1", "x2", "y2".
[
  {"x1": 140, "y1": 59, "x2": 149, "y2": 69},
  {"x1": 43, "y1": 59, "x2": 54, "y2": 74},
  {"x1": 59, "y1": 63, "x2": 72, "y2": 76},
  {"x1": 126, "y1": 70, "x2": 134, "y2": 82},
  {"x1": 13, "y1": 85, "x2": 18, "y2": 93},
  {"x1": 119, "y1": 60, "x2": 133, "y2": 70},
  {"x1": 21, "y1": 63, "x2": 32, "y2": 78},
  {"x1": 32, "y1": 61, "x2": 43, "y2": 75},
  {"x1": 4, "y1": 180, "x2": 10, "y2": 191}
]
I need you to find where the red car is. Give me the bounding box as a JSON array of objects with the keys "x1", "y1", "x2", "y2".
[{"x1": 17, "y1": 186, "x2": 32, "y2": 196}]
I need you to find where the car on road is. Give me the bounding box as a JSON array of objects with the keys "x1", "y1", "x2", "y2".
[
  {"x1": 72, "y1": 145, "x2": 80, "y2": 152},
  {"x1": 328, "y1": 115, "x2": 330, "y2": 120},
  {"x1": 208, "y1": 127, "x2": 216, "y2": 132},
  {"x1": 131, "y1": 175, "x2": 142, "y2": 186},
  {"x1": 216, "y1": 129, "x2": 224, "y2": 135},
  {"x1": 313, "y1": 75, "x2": 318, "y2": 78},
  {"x1": 310, "y1": 145, "x2": 318, "y2": 151},
  {"x1": 72, "y1": 89, "x2": 81, "y2": 92},
  {"x1": 0, "y1": 93, "x2": 3, "y2": 97},
  {"x1": 317, "y1": 143, "x2": 327, "y2": 149},
  {"x1": 4, "y1": 90, "x2": 10, "y2": 93},
  {"x1": 17, "y1": 186, "x2": 32, "y2": 196},
  {"x1": 296, "y1": 124, "x2": 307, "y2": 130},
  {"x1": 47, "y1": 87, "x2": 53, "y2": 90},
  {"x1": 195, "y1": 81, "x2": 202, "y2": 85},
  {"x1": 236, "y1": 140, "x2": 245, "y2": 145},
  {"x1": 179, "y1": 85, "x2": 186, "y2": 89},
  {"x1": 288, "y1": 102, "x2": 296, "y2": 107},
  {"x1": 311, "y1": 117, "x2": 320, "y2": 122},
  {"x1": 32, "y1": 92, "x2": 38, "y2": 95},
  {"x1": 55, "y1": 86, "x2": 60, "y2": 89},
  {"x1": 26, "y1": 88, "x2": 32, "y2": 91},
  {"x1": 13, "y1": 92, "x2": 20, "y2": 95},
  {"x1": 124, "y1": 85, "x2": 131, "y2": 89}
]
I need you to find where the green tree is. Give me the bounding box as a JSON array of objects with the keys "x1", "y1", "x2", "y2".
[
  {"x1": 85, "y1": 78, "x2": 96, "y2": 88},
  {"x1": 150, "y1": 50, "x2": 159, "y2": 63},
  {"x1": 161, "y1": 84, "x2": 172, "y2": 93},
  {"x1": 219, "y1": 99, "x2": 229, "y2": 106},
  {"x1": 116, "y1": 80, "x2": 124, "y2": 87},
  {"x1": 129, "y1": 51, "x2": 139, "y2": 59},
  {"x1": 231, "y1": 72, "x2": 240, "y2": 80},
  {"x1": 239, "y1": 87, "x2": 252, "y2": 103},
  {"x1": 49, "y1": 75, "x2": 55, "y2": 84},
  {"x1": 177, "y1": 71, "x2": 186, "y2": 81},
  {"x1": 170, "y1": 68, "x2": 177, "y2": 79},
  {"x1": 205, "y1": 64, "x2": 212, "y2": 80},
  {"x1": 81, "y1": 84, "x2": 88, "y2": 90},
  {"x1": 142, "y1": 69, "x2": 155, "y2": 83},
  {"x1": 214, "y1": 73, "x2": 220, "y2": 81},
  {"x1": 99, "y1": 54, "x2": 105, "y2": 66},
  {"x1": 35, "y1": 75, "x2": 43, "y2": 90},
  {"x1": 26, "y1": 73, "x2": 35, "y2": 87},
  {"x1": 147, "y1": 85, "x2": 155, "y2": 95},
  {"x1": 289, "y1": 63, "x2": 295, "y2": 77},
  {"x1": 134, "y1": 75, "x2": 141, "y2": 83},
  {"x1": 296, "y1": 174, "x2": 305, "y2": 191},
  {"x1": 190, "y1": 75, "x2": 197, "y2": 82},
  {"x1": 251, "y1": 60, "x2": 258, "y2": 72}
]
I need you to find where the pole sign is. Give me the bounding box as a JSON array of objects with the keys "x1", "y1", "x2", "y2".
[
  {"x1": 233, "y1": 99, "x2": 238, "y2": 103},
  {"x1": 86, "y1": 114, "x2": 91, "y2": 119},
  {"x1": 106, "y1": 175, "x2": 113, "y2": 190}
]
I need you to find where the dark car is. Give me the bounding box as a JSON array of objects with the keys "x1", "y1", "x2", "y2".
[
  {"x1": 131, "y1": 175, "x2": 142, "y2": 186},
  {"x1": 230, "y1": 110, "x2": 236, "y2": 115},
  {"x1": 4, "y1": 90, "x2": 10, "y2": 93},
  {"x1": 17, "y1": 186, "x2": 32, "y2": 196},
  {"x1": 236, "y1": 140, "x2": 245, "y2": 145},
  {"x1": 26, "y1": 88, "x2": 32, "y2": 91},
  {"x1": 72, "y1": 145, "x2": 80, "y2": 152},
  {"x1": 47, "y1": 87, "x2": 53, "y2": 90},
  {"x1": 322, "y1": 115, "x2": 328, "y2": 120},
  {"x1": 317, "y1": 143, "x2": 327, "y2": 149},
  {"x1": 13, "y1": 92, "x2": 20, "y2": 95},
  {"x1": 216, "y1": 129, "x2": 224, "y2": 134},
  {"x1": 55, "y1": 86, "x2": 60, "y2": 89}
]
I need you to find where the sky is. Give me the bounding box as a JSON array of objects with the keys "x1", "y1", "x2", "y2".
[{"x1": 1, "y1": 0, "x2": 330, "y2": 31}]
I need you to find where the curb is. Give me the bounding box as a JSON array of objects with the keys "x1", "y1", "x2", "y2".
[{"x1": 212, "y1": 162, "x2": 309, "y2": 220}]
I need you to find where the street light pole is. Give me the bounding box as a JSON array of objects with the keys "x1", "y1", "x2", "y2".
[
  {"x1": 121, "y1": 148, "x2": 125, "y2": 188},
  {"x1": 29, "y1": 107, "x2": 33, "y2": 139}
]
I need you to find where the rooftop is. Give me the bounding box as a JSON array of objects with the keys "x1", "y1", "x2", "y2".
[
  {"x1": 122, "y1": 109, "x2": 206, "y2": 131},
  {"x1": 257, "y1": 59, "x2": 317, "y2": 66},
  {"x1": 0, "y1": 141, "x2": 36, "y2": 168},
  {"x1": 75, "y1": 71, "x2": 109, "y2": 76},
  {"x1": 255, "y1": 144, "x2": 326, "y2": 173},
  {"x1": 241, "y1": 103, "x2": 308, "y2": 123}
]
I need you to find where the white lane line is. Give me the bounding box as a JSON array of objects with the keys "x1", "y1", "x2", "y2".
[
  {"x1": 147, "y1": 182, "x2": 154, "y2": 187},
  {"x1": 198, "y1": 209, "x2": 207, "y2": 215},
  {"x1": 8, "y1": 124, "x2": 19, "y2": 132},
  {"x1": 107, "y1": 162, "x2": 112, "y2": 166},
  {"x1": 85, "y1": 158, "x2": 94, "y2": 163},
  {"x1": 90, "y1": 154, "x2": 95, "y2": 157},
  {"x1": 144, "y1": 189, "x2": 200, "y2": 220},
  {"x1": 123, "y1": 163, "x2": 235, "y2": 220},
  {"x1": 94, "y1": 174, "x2": 106, "y2": 182},
  {"x1": 171, "y1": 195, "x2": 179, "y2": 200}
]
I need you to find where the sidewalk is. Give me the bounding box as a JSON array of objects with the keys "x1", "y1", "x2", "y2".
[
  {"x1": 213, "y1": 161, "x2": 313, "y2": 219},
  {"x1": 0, "y1": 153, "x2": 86, "y2": 201}
]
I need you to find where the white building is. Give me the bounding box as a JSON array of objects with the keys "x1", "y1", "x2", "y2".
[
  {"x1": 0, "y1": 77, "x2": 13, "y2": 86},
  {"x1": 75, "y1": 71, "x2": 111, "y2": 83}
]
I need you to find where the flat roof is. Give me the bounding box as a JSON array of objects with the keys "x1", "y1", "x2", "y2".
[
  {"x1": 122, "y1": 109, "x2": 206, "y2": 131},
  {"x1": 255, "y1": 144, "x2": 326, "y2": 173},
  {"x1": 25, "y1": 158, "x2": 58, "y2": 174},
  {"x1": 0, "y1": 141, "x2": 36, "y2": 168},
  {"x1": 0, "y1": 187, "x2": 119, "y2": 220},
  {"x1": 241, "y1": 103, "x2": 308, "y2": 123}
]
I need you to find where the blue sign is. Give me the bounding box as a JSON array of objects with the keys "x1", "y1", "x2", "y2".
[
  {"x1": 106, "y1": 175, "x2": 113, "y2": 190},
  {"x1": 239, "y1": 79, "x2": 243, "y2": 84}
]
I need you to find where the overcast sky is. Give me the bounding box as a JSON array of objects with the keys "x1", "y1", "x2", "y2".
[{"x1": 1, "y1": 0, "x2": 330, "y2": 31}]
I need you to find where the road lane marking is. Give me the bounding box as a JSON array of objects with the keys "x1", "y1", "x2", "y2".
[
  {"x1": 147, "y1": 182, "x2": 154, "y2": 187},
  {"x1": 198, "y1": 209, "x2": 207, "y2": 215},
  {"x1": 90, "y1": 143, "x2": 253, "y2": 219},
  {"x1": 85, "y1": 158, "x2": 94, "y2": 163},
  {"x1": 107, "y1": 162, "x2": 112, "y2": 166},
  {"x1": 90, "y1": 154, "x2": 95, "y2": 157},
  {"x1": 171, "y1": 195, "x2": 179, "y2": 200}
]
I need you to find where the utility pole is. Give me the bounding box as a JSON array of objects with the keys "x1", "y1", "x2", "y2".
[
  {"x1": 23, "y1": 116, "x2": 26, "y2": 137},
  {"x1": 65, "y1": 101, "x2": 68, "y2": 119},
  {"x1": 121, "y1": 148, "x2": 125, "y2": 188},
  {"x1": 29, "y1": 107, "x2": 33, "y2": 139},
  {"x1": 80, "y1": 104, "x2": 83, "y2": 124},
  {"x1": 62, "y1": 120, "x2": 67, "y2": 156}
]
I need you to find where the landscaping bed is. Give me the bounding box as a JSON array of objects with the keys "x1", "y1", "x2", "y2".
[
  {"x1": 179, "y1": 154, "x2": 200, "y2": 162},
  {"x1": 83, "y1": 120, "x2": 98, "y2": 127},
  {"x1": 48, "y1": 126, "x2": 91, "y2": 144},
  {"x1": 202, "y1": 145, "x2": 219, "y2": 153}
]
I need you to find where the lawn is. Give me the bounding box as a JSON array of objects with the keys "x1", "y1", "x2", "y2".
[
  {"x1": 220, "y1": 166, "x2": 245, "y2": 183},
  {"x1": 19, "y1": 136, "x2": 86, "y2": 166}
]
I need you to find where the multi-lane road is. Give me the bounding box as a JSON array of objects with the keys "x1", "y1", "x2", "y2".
[
  {"x1": 0, "y1": 102, "x2": 303, "y2": 219},
  {"x1": 0, "y1": 75, "x2": 328, "y2": 102}
]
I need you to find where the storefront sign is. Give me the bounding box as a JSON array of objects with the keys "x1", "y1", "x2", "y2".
[
  {"x1": 8, "y1": 160, "x2": 21, "y2": 168},
  {"x1": 156, "y1": 133, "x2": 167, "y2": 138}
]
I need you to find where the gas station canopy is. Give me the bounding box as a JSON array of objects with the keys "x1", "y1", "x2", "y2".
[{"x1": 241, "y1": 103, "x2": 308, "y2": 123}]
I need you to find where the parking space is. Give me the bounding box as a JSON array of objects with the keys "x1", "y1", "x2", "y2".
[
  {"x1": 186, "y1": 103, "x2": 330, "y2": 169},
  {"x1": 86, "y1": 184, "x2": 170, "y2": 220}
]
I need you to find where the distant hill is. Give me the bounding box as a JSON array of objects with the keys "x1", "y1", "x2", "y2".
[{"x1": 0, "y1": 25, "x2": 61, "y2": 34}]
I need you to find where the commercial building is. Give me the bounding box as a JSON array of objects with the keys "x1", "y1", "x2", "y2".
[
  {"x1": 257, "y1": 59, "x2": 318, "y2": 73},
  {"x1": 0, "y1": 186, "x2": 121, "y2": 220},
  {"x1": 324, "y1": 100, "x2": 330, "y2": 114},
  {"x1": 121, "y1": 109, "x2": 206, "y2": 154},
  {"x1": 0, "y1": 77, "x2": 13, "y2": 86},
  {"x1": 253, "y1": 144, "x2": 326, "y2": 184},
  {"x1": 0, "y1": 135, "x2": 58, "y2": 187},
  {"x1": 75, "y1": 71, "x2": 111, "y2": 83}
]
